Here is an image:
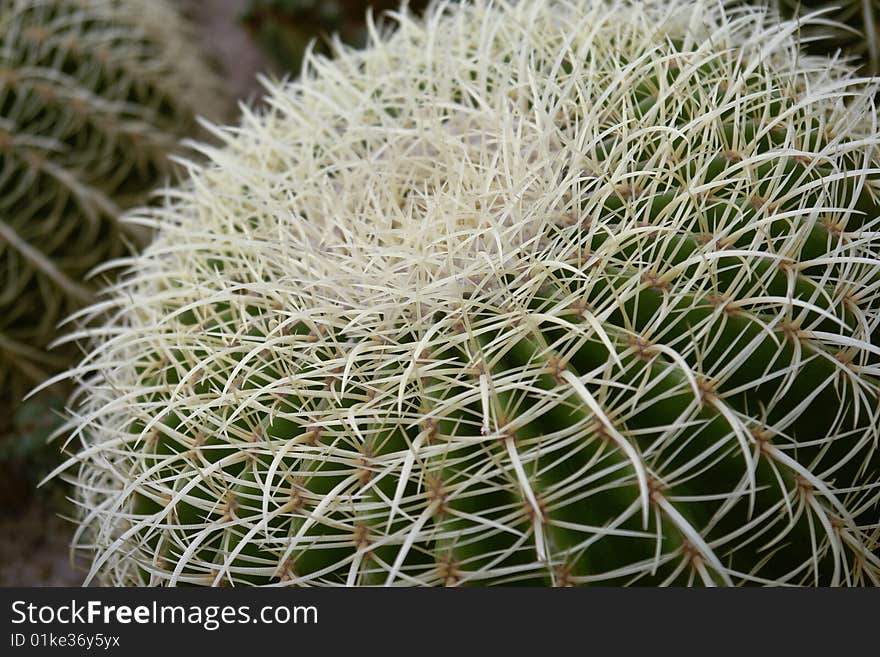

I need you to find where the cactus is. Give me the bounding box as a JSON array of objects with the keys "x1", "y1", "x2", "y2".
[
  {"x1": 57, "y1": 0, "x2": 880, "y2": 586},
  {"x1": 0, "y1": 0, "x2": 224, "y2": 408},
  {"x1": 0, "y1": 393, "x2": 68, "y2": 508}
]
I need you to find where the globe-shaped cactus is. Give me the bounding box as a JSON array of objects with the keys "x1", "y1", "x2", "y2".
[
  {"x1": 57, "y1": 0, "x2": 880, "y2": 586},
  {"x1": 0, "y1": 0, "x2": 224, "y2": 410}
]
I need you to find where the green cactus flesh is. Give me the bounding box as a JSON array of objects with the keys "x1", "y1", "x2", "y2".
[
  {"x1": 0, "y1": 0, "x2": 223, "y2": 403},
  {"x1": 61, "y1": 0, "x2": 880, "y2": 586}
]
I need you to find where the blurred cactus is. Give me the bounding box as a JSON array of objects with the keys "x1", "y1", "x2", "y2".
[
  {"x1": 0, "y1": 0, "x2": 224, "y2": 400},
  {"x1": 0, "y1": 0, "x2": 225, "y2": 494},
  {"x1": 242, "y1": 0, "x2": 431, "y2": 73}
]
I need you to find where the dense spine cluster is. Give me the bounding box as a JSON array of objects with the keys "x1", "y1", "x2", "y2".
[
  {"x1": 0, "y1": 0, "x2": 224, "y2": 407},
  {"x1": 58, "y1": 0, "x2": 880, "y2": 586}
]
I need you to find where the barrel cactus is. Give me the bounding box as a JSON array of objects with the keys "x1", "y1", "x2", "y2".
[
  {"x1": 57, "y1": 0, "x2": 880, "y2": 586},
  {"x1": 0, "y1": 0, "x2": 224, "y2": 410}
]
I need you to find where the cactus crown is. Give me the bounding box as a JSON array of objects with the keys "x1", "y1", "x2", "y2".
[
  {"x1": 0, "y1": 0, "x2": 223, "y2": 402},
  {"x1": 57, "y1": 0, "x2": 880, "y2": 586}
]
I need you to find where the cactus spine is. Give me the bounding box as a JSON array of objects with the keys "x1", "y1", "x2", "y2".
[{"x1": 59, "y1": 0, "x2": 879, "y2": 586}]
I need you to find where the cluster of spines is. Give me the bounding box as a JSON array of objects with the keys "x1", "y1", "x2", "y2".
[{"x1": 54, "y1": 0, "x2": 880, "y2": 586}]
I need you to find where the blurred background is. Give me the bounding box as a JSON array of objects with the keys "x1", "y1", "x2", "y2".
[{"x1": 185, "y1": 0, "x2": 430, "y2": 101}]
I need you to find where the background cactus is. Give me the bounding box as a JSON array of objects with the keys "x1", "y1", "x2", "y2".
[
  {"x1": 0, "y1": 0, "x2": 224, "y2": 481},
  {"x1": 57, "y1": 0, "x2": 880, "y2": 586}
]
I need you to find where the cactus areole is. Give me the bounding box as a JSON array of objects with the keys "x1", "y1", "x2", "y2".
[{"x1": 56, "y1": 0, "x2": 880, "y2": 586}]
